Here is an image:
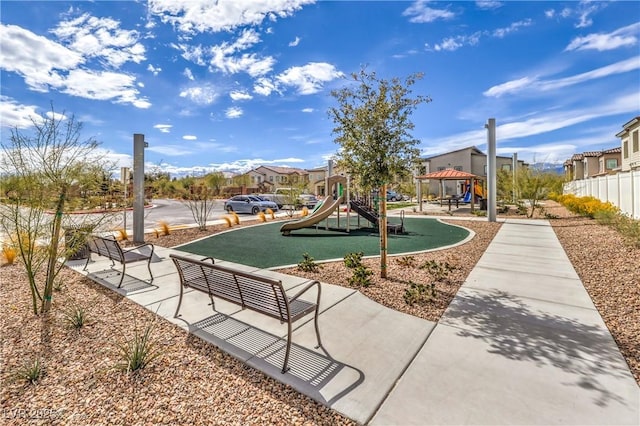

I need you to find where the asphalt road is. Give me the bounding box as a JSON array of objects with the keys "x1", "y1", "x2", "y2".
[{"x1": 111, "y1": 198, "x2": 228, "y2": 230}]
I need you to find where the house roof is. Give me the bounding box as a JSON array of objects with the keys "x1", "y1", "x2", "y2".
[
  {"x1": 601, "y1": 147, "x2": 622, "y2": 154},
  {"x1": 423, "y1": 146, "x2": 484, "y2": 160},
  {"x1": 571, "y1": 153, "x2": 584, "y2": 161},
  {"x1": 583, "y1": 151, "x2": 601, "y2": 157},
  {"x1": 254, "y1": 165, "x2": 308, "y2": 175},
  {"x1": 415, "y1": 169, "x2": 480, "y2": 180}
]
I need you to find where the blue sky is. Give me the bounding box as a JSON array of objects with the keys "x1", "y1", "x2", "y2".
[{"x1": 1, "y1": 1, "x2": 639, "y2": 177}]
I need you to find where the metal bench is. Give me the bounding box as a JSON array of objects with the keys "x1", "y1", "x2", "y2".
[
  {"x1": 83, "y1": 235, "x2": 154, "y2": 287},
  {"x1": 170, "y1": 253, "x2": 322, "y2": 373}
]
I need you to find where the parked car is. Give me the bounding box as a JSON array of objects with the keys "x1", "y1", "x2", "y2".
[
  {"x1": 386, "y1": 190, "x2": 404, "y2": 202},
  {"x1": 299, "y1": 193, "x2": 319, "y2": 209},
  {"x1": 224, "y1": 195, "x2": 278, "y2": 215}
]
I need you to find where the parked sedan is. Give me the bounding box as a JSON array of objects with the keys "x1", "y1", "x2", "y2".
[{"x1": 224, "y1": 195, "x2": 278, "y2": 215}]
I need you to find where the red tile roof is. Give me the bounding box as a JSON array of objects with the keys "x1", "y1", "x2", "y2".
[{"x1": 416, "y1": 169, "x2": 479, "y2": 179}]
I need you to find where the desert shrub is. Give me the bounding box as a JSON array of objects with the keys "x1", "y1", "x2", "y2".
[
  {"x1": 395, "y1": 256, "x2": 416, "y2": 268},
  {"x1": 115, "y1": 323, "x2": 161, "y2": 374},
  {"x1": 343, "y1": 252, "x2": 364, "y2": 269},
  {"x1": 14, "y1": 358, "x2": 44, "y2": 385},
  {"x1": 63, "y1": 304, "x2": 89, "y2": 329},
  {"x1": 420, "y1": 260, "x2": 456, "y2": 283},
  {"x1": 2, "y1": 245, "x2": 17, "y2": 265},
  {"x1": 230, "y1": 212, "x2": 240, "y2": 225},
  {"x1": 158, "y1": 221, "x2": 171, "y2": 236},
  {"x1": 116, "y1": 228, "x2": 129, "y2": 241},
  {"x1": 297, "y1": 252, "x2": 321, "y2": 272},
  {"x1": 348, "y1": 265, "x2": 373, "y2": 287},
  {"x1": 403, "y1": 282, "x2": 436, "y2": 306},
  {"x1": 258, "y1": 212, "x2": 266, "y2": 222},
  {"x1": 222, "y1": 216, "x2": 233, "y2": 227},
  {"x1": 265, "y1": 208, "x2": 275, "y2": 219}
]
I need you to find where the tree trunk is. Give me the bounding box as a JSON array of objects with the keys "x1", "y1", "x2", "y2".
[
  {"x1": 42, "y1": 186, "x2": 67, "y2": 313},
  {"x1": 379, "y1": 185, "x2": 387, "y2": 279}
]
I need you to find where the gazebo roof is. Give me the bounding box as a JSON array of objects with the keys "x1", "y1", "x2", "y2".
[{"x1": 415, "y1": 169, "x2": 480, "y2": 180}]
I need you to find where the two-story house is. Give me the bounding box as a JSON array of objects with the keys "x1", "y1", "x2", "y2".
[
  {"x1": 419, "y1": 146, "x2": 525, "y2": 196},
  {"x1": 617, "y1": 116, "x2": 640, "y2": 171}
]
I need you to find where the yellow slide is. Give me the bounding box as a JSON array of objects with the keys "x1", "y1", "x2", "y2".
[{"x1": 280, "y1": 198, "x2": 341, "y2": 235}]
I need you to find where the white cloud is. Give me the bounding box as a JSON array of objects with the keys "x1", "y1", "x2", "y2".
[
  {"x1": 179, "y1": 84, "x2": 219, "y2": 105},
  {"x1": 0, "y1": 24, "x2": 149, "y2": 108},
  {"x1": 146, "y1": 144, "x2": 193, "y2": 156},
  {"x1": 492, "y1": 19, "x2": 532, "y2": 38},
  {"x1": 62, "y1": 68, "x2": 151, "y2": 108},
  {"x1": 176, "y1": 29, "x2": 275, "y2": 77},
  {"x1": 154, "y1": 124, "x2": 172, "y2": 133},
  {"x1": 484, "y1": 57, "x2": 640, "y2": 97},
  {"x1": 183, "y1": 135, "x2": 197, "y2": 140},
  {"x1": 183, "y1": 67, "x2": 195, "y2": 80},
  {"x1": 476, "y1": 1, "x2": 502, "y2": 10},
  {"x1": 0, "y1": 97, "x2": 40, "y2": 128},
  {"x1": 147, "y1": 64, "x2": 162, "y2": 76},
  {"x1": 403, "y1": 1, "x2": 455, "y2": 23},
  {"x1": 148, "y1": 0, "x2": 314, "y2": 33},
  {"x1": 253, "y1": 77, "x2": 280, "y2": 96},
  {"x1": 276, "y1": 62, "x2": 344, "y2": 95},
  {"x1": 483, "y1": 77, "x2": 537, "y2": 97},
  {"x1": 230, "y1": 90, "x2": 253, "y2": 101},
  {"x1": 50, "y1": 13, "x2": 145, "y2": 68},
  {"x1": 301, "y1": 108, "x2": 314, "y2": 113},
  {"x1": 565, "y1": 22, "x2": 640, "y2": 51},
  {"x1": 426, "y1": 92, "x2": 637, "y2": 160},
  {"x1": 225, "y1": 107, "x2": 243, "y2": 119},
  {"x1": 545, "y1": 1, "x2": 608, "y2": 28},
  {"x1": 430, "y1": 20, "x2": 530, "y2": 52},
  {"x1": 289, "y1": 36, "x2": 301, "y2": 47}
]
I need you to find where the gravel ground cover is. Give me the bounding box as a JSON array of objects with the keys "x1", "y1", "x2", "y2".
[{"x1": 2, "y1": 202, "x2": 638, "y2": 424}]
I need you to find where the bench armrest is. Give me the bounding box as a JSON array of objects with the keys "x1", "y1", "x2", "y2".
[
  {"x1": 288, "y1": 279, "x2": 321, "y2": 303},
  {"x1": 123, "y1": 242, "x2": 155, "y2": 258},
  {"x1": 200, "y1": 256, "x2": 215, "y2": 263}
]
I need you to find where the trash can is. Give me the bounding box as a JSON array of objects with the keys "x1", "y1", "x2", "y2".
[{"x1": 64, "y1": 226, "x2": 92, "y2": 260}]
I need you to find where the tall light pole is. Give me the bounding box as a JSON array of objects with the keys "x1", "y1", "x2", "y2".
[
  {"x1": 133, "y1": 134, "x2": 147, "y2": 244},
  {"x1": 121, "y1": 166, "x2": 130, "y2": 231},
  {"x1": 485, "y1": 118, "x2": 497, "y2": 222}
]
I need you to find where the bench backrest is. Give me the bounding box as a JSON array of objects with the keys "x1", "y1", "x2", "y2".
[
  {"x1": 89, "y1": 235, "x2": 124, "y2": 262},
  {"x1": 170, "y1": 254, "x2": 290, "y2": 322}
]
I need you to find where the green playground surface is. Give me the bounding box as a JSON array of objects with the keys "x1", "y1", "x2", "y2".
[{"x1": 175, "y1": 216, "x2": 471, "y2": 269}]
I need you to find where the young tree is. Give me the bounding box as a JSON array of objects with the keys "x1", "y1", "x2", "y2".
[
  {"x1": 0, "y1": 107, "x2": 113, "y2": 314},
  {"x1": 181, "y1": 183, "x2": 216, "y2": 231},
  {"x1": 205, "y1": 171, "x2": 226, "y2": 196},
  {"x1": 498, "y1": 167, "x2": 564, "y2": 218},
  {"x1": 329, "y1": 68, "x2": 431, "y2": 277}
]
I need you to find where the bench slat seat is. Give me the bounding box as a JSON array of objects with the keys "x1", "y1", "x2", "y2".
[
  {"x1": 170, "y1": 253, "x2": 322, "y2": 373},
  {"x1": 83, "y1": 235, "x2": 154, "y2": 287}
]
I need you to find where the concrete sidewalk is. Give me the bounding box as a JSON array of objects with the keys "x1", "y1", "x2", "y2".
[{"x1": 68, "y1": 218, "x2": 640, "y2": 425}]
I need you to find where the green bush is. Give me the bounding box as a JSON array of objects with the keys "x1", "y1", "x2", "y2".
[
  {"x1": 395, "y1": 256, "x2": 416, "y2": 268},
  {"x1": 14, "y1": 358, "x2": 44, "y2": 385},
  {"x1": 348, "y1": 265, "x2": 373, "y2": 287},
  {"x1": 343, "y1": 252, "x2": 364, "y2": 269},
  {"x1": 297, "y1": 252, "x2": 321, "y2": 272},
  {"x1": 115, "y1": 323, "x2": 161, "y2": 374},
  {"x1": 403, "y1": 282, "x2": 436, "y2": 306},
  {"x1": 63, "y1": 304, "x2": 88, "y2": 329},
  {"x1": 419, "y1": 260, "x2": 456, "y2": 283}
]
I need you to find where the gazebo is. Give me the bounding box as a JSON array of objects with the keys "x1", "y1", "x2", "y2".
[{"x1": 415, "y1": 169, "x2": 483, "y2": 212}]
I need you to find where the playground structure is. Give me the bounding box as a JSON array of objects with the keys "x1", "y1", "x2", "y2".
[
  {"x1": 280, "y1": 175, "x2": 349, "y2": 235},
  {"x1": 280, "y1": 175, "x2": 406, "y2": 236},
  {"x1": 462, "y1": 180, "x2": 486, "y2": 203}
]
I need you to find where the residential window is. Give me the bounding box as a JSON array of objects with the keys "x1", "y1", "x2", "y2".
[
  {"x1": 633, "y1": 131, "x2": 639, "y2": 152},
  {"x1": 501, "y1": 164, "x2": 512, "y2": 171},
  {"x1": 606, "y1": 159, "x2": 618, "y2": 169},
  {"x1": 483, "y1": 165, "x2": 487, "y2": 175},
  {"x1": 453, "y1": 166, "x2": 463, "y2": 171},
  {"x1": 437, "y1": 166, "x2": 446, "y2": 171},
  {"x1": 269, "y1": 176, "x2": 273, "y2": 182},
  {"x1": 624, "y1": 141, "x2": 629, "y2": 158}
]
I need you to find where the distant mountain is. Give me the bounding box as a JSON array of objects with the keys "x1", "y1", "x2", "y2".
[{"x1": 529, "y1": 162, "x2": 564, "y2": 174}]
